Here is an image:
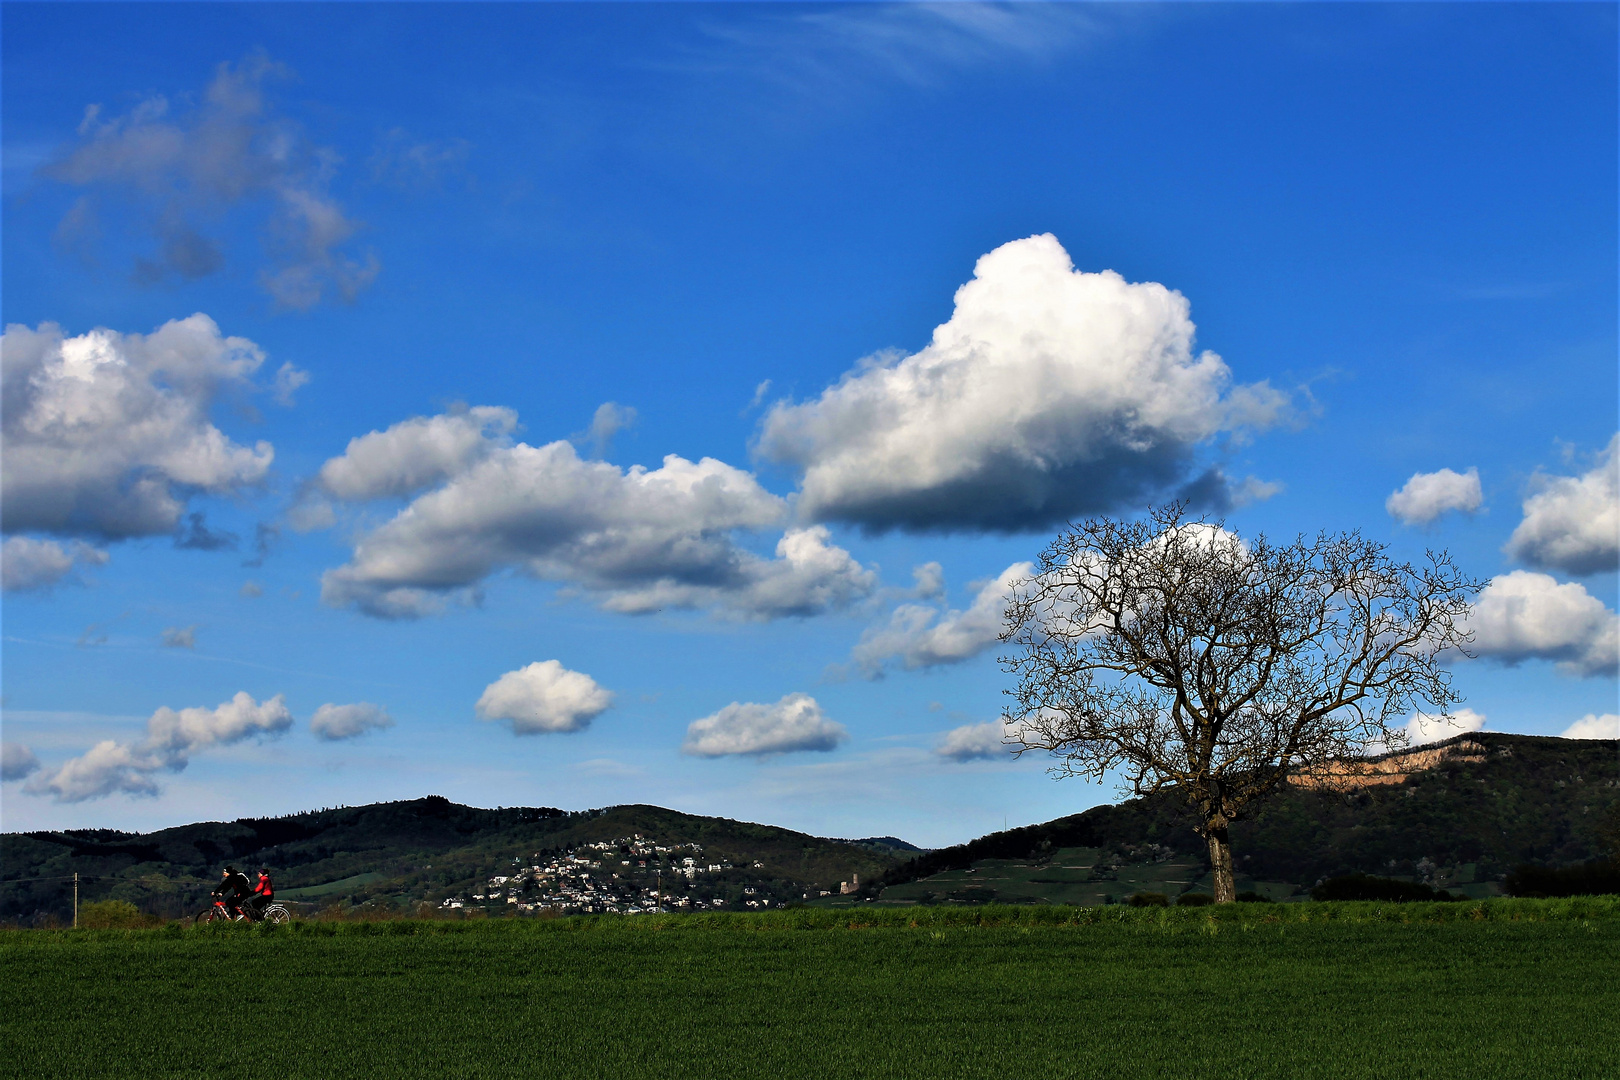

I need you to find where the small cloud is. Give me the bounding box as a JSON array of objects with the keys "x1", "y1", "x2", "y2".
[
  {"x1": 747, "y1": 379, "x2": 772, "y2": 411},
  {"x1": 175, "y1": 512, "x2": 238, "y2": 552},
  {"x1": 368, "y1": 128, "x2": 470, "y2": 189},
  {"x1": 240, "y1": 580, "x2": 263, "y2": 598},
  {"x1": 271, "y1": 362, "x2": 310, "y2": 406},
  {"x1": 1386, "y1": 467, "x2": 1483, "y2": 526},
  {"x1": 24, "y1": 691, "x2": 292, "y2": 802},
  {"x1": 682, "y1": 692, "x2": 847, "y2": 757},
  {"x1": 77, "y1": 622, "x2": 110, "y2": 647},
  {"x1": 1230, "y1": 475, "x2": 1284, "y2": 507},
  {"x1": 936, "y1": 718, "x2": 1020, "y2": 761},
  {"x1": 1, "y1": 537, "x2": 108, "y2": 593},
  {"x1": 1, "y1": 742, "x2": 41, "y2": 782},
  {"x1": 578, "y1": 402, "x2": 637, "y2": 458},
  {"x1": 310, "y1": 702, "x2": 393, "y2": 741},
  {"x1": 1562, "y1": 713, "x2": 1618, "y2": 740},
  {"x1": 1504, "y1": 434, "x2": 1618, "y2": 576},
  {"x1": 475, "y1": 660, "x2": 613, "y2": 735},
  {"x1": 160, "y1": 625, "x2": 197, "y2": 649},
  {"x1": 1404, "y1": 708, "x2": 1486, "y2": 746},
  {"x1": 852, "y1": 562, "x2": 1029, "y2": 676},
  {"x1": 242, "y1": 522, "x2": 280, "y2": 568},
  {"x1": 910, "y1": 561, "x2": 944, "y2": 600}
]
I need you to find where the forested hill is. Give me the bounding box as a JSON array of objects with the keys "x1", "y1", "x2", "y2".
[
  {"x1": 871, "y1": 733, "x2": 1619, "y2": 900},
  {"x1": 2, "y1": 798, "x2": 909, "y2": 924}
]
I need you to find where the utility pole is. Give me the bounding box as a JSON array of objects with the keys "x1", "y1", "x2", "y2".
[{"x1": 73, "y1": 872, "x2": 79, "y2": 928}]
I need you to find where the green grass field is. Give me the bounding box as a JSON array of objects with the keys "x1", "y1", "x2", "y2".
[{"x1": 4, "y1": 901, "x2": 1617, "y2": 1079}]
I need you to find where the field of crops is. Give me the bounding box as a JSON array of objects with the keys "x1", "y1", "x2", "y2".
[{"x1": 5, "y1": 901, "x2": 1617, "y2": 1079}]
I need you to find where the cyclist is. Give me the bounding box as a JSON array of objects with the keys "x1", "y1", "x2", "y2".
[
  {"x1": 213, "y1": 865, "x2": 252, "y2": 919},
  {"x1": 243, "y1": 868, "x2": 275, "y2": 921}
]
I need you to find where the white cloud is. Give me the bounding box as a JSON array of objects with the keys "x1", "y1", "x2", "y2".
[
  {"x1": 936, "y1": 718, "x2": 1022, "y2": 762},
  {"x1": 1562, "y1": 713, "x2": 1618, "y2": 740},
  {"x1": 1403, "y1": 708, "x2": 1487, "y2": 746},
  {"x1": 317, "y1": 422, "x2": 874, "y2": 619},
  {"x1": 1, "y1": 537, "x2": 108, "y2": 592},
  {"x1": 1386, "y1": 467, "x2": 1483, "y2": 526},
  {"x1": 682, "y1": 692, "x2": 847, "y2": 757},
  {"x1": 240, "y1": 580, "x2": 263, "y2": 598},
  {"x1": 310, "y1": 702, "x2": 394, "y2": 741},
  {"x1": 46, "y1": 54, "x2": 376, "y2": 308},
  {"x1": 1, "y1": 316, "x2": 273, "y2": 540},
  {"x1": 756, "y1": 234, "x2": 1289, "y2": 532},
  {"x1": 1504, "y1": 434, "x2": 1619, "y2": 576},
  {"x1": 1, "y1": 742, "x2": 41, "y2": 781},
  {"x1": 1364, "y1": 708, "x2": 1487, "y2": 756},
  {"x1": 160, "y1": 625, "x2": 197, "y2": 649},
  {"x1": 25, "y1": 692, "x2": 292, "y2": 802},
  {"x1": 581, "y1": 402, "x2": 636, "y2": 457},
  {"x1": 910, "y1": 561, "x2": 945, "y2": 600},
  {"x1": 853, "y1": 562, "x2": 1030, "y2": 675},
  {"x1": 271, "y1": 362, "x2": 310, "y2": 406},
  {"x1": 1466, "y1": 571, "x2": 1618, "y2": 678},
  {"x1": 312, "y1": 406, "x2": 518, "y2": 502},
  {"x1": 475, "y1": 661, "x2": 613, "y2": 735}
]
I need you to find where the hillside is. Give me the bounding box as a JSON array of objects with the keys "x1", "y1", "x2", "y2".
[
  {"x1": 862, "y1": 733, "x2": 1620, "y2": 905},
  {"x1": 2, "y1": 799, "x2": 908, "y2": 925},
  {"x1": 8, "y1": 732, "x2": 1614, "y2": 923}
]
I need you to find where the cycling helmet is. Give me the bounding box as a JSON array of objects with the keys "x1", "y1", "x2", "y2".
[
  {"x1": 257, "y1": 868, "x2": 270, "y2": 876},
  {"x1": 223, "y1": 865, "x2": 237, "y2": 874}
]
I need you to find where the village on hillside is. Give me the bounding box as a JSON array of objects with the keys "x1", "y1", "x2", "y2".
[{"x1": 439, "y1": 834, "x2": 863, "y2": 915}]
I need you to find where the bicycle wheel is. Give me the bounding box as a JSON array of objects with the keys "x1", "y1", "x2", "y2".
[
  {"x1": 194, "y1": 906, "x2": 223, "y2": 925},
  {"x1": 262, "y1": 904, "x2": 290, "y2": 925}
]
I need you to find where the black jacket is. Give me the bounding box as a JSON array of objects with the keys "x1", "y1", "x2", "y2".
[{"x1": 213, "y1": 872, "x2": 251, "y2": 900}]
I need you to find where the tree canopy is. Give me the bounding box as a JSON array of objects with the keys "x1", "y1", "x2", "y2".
[{"x1": 1000, "y1": 505, "x2": 1479, "y2": 901}]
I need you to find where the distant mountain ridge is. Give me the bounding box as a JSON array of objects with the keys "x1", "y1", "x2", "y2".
[{"x1": 867, "y1": 733, "x2": 1619, "y2": 904}]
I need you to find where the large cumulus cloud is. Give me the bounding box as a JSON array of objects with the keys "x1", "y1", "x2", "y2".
[
  {"x1": 26, "y1": 692, "x2": 292, "y2": 802},
  {"x1": 315, "y1": 411, "x2": 874, "y2": 619},
  {"x1": 1504, "y1": 434, "x2": 1618, "y2": 576},
  {"x1": 1466, "y1": 571, "x2": 1617, "y2": 678},
  {"x1": 756, "y1": 234, "x2": 1287, "y2": 533},
  {"x1": 2, "y1": 316, "x2": 278, "y2": 541}
]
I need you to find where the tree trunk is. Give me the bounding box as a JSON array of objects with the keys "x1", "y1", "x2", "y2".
[{"x1": 1207, "y1": 826, "x2": 1236, "y2": 903}]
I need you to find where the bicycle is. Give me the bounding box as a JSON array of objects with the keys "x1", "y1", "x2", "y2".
[{"x1": 194, "y1": 896, "x2": 291, "y2": 925}]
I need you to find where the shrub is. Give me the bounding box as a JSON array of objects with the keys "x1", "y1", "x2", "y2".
[
  {"x1": 78, "y1": 900, "x2": 153, "y2": 929},
  {"x1": 1310, "y1": 874, "x2": 1460, "y2": 903},
  {"x1": 1175, "y1": 893, "x2": 1214, "y2": 907},
  {"x1": 1234, "y1": 891, "x2": 1273, "y2": 903},
  {"x1": 1127, "y1": 892, "x2": 1168, "y2": 907},
  {"x1": 1504, "y1": 860, "x2": 1620, "y2": 898}
]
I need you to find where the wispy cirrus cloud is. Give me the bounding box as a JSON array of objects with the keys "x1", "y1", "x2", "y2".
[{"x1": 688, "y1": 3, "x2": 1123, "y2": 103}]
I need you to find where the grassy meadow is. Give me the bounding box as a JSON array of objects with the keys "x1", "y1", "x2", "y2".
[{"x1": 4, "y1": 901, "x2": 1617, "y2": 1079}]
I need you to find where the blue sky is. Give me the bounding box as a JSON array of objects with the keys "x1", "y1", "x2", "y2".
[{"x1": 2, "y1": 2, "x2": 1615, "y2": 845}]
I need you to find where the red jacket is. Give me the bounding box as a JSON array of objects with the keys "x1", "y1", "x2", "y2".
[{"x1": 254, "y1": 875, "x2": 274, "y2": 899}]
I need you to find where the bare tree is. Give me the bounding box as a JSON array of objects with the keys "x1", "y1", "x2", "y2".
[{"x1": 999, "y1": 505, "x2": 1479, "y2": 903}]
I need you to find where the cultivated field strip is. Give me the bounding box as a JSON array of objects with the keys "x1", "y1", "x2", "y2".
[{"x1": 3, "y1": 901, "x2": 1618, "y2": 1079}]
